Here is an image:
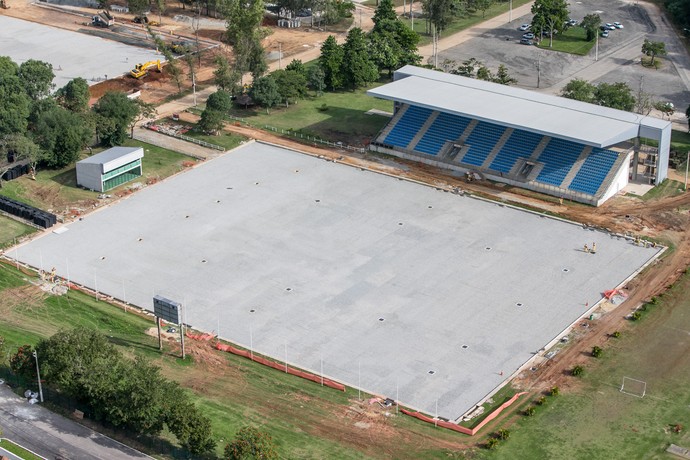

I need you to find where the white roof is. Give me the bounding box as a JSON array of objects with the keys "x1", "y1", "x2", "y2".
[
  {"x1": 78, "y1": 146, "x2": 143, "y2": 173},
  {"x1": 367, "y1": 66, "x2": 666, "y2": 148}
]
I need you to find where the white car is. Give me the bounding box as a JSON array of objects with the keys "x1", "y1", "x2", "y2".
[
  {"x1": 519, "y1": 23, "x2": 530, "y2": 31},
  {"x1": 613, "y1": 22, "x2": 624, "y2": 29},
  {"x1": 522, "y1": 32, "x2": 535, "y2": 40},
  {"x1": 605, "y1": 23, "x2": 616, "y2": 30},
  {"x1": 567, "y1": 19, "x2": 577, "y2": 26}
]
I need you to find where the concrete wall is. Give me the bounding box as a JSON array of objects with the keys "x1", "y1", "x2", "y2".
[{"x1": 76, "y1": 162, "x2": 103, "y2": 192}]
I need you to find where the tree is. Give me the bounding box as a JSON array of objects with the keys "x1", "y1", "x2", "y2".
[
  {"x1": 372, "y1": 0, "x2": 397, "y2": 25},
  {"x1": 654, "y1": 101, "x2": 674, "y2": 119},
  {"x1": 198, "y1": 108, "x2": 225, "y2": 134},
  {"x1": 580, "y1": 13, "x2": 601, "y2": 41},
  {"x1": 307, "y1": 66, "x2": 326, "y2": 96},
  {"x1": 34, "y1": 107, "x2": 92, "y2": 168},
  {"x1": 594, "y1": 82, "x2": 635, "y2": 111},
  {"x1": 591, "y1": 346, "x2": 603, "y2": 358},
  {"x1": 341, "y1": 28, "x2": 379, "y2": 89},
  {"x1": 155, "y1": 0, "x2": 166, "y2": 24},
  {"x1": 206, "y1": 90, "x2": 234, "y2": 113},
  {"x1": 369, "y1": 19, "x2": 421, "y2": 76},
  {"x1": 485, "y1": 437, "x2": 499, "y2": 449},
  {"x1": 0, "y1": 134, "x2": 44, "y2": 181},
  {"x1": 127, "y1": 0, "x2": 149, "y2": 16},
  {"x1": 452, "y1": 58, "x2": 482, "y2": 78},
  {"x1": 224, "y1": 426, "x2": 278, "y2": 460},
  {"x1": 167, "y1": 396, "x2": 216, "y2": 454},
  {"x1": 250, "y1": 76, "x2": 281, "y2": 114},
  {"x1": 9, "y1": 345, "x2": 36, "y2": 382},
  {"x1": 561, "y1": 78, "x2": 596, "y2": 103},
  {"x1": 475, "y1": 0, "x2": 492, "y2": 18},
  {"x1": 493, "y1": 64, "x2": 517, "y2": 85},
  {"x1": 19, "y1": 60, "x2": 55, "y2": 100},
  {"x1": 56, "y1": 78, "x2": 90, "y2": 113},
  {"x1": 285, "y1": 59, "x2": 306, "y2": 76},
  {"x1": 92, "y1": 91, "x2": 140, "y2": 146},
  {"x1": 571, "y1": 365, "x2": 584, "y2": 376},
  {"x1": 214, "y1": 55, "x2": 241, "y2": 93},
  {"x1": 423, "y1": 0, "x2": 456, "y2": 67},
  {"x1": 641, "y1": 39, "x2": 667, "y2": 66},
  {"x1": 497, "y1": 428, "x2": 511, "y2": 440},
  {"x1": 550, "y1": 386, "x2": 560, "y2": 396},
  {"x1": 531, "y1": 0, "x2": 569, "y2": 47},
  {"x1": 319, "y1": 35, "x2": 344, "y2": 91},
  {"x1": 0, "y1": 56, "x2": 19, "y2": 76},
  {"x1": 0, "y1": 72, "x2": 30, "y2": 137},
  {"x1": 225, "y1": 0, "x2": 266, "y2": 75},
  {"x1": 130, "y1": 99, "x2": 157, "y2": 138},
  {"x1": 273, "y1": 69, "x2": 307, "y2": 107}
]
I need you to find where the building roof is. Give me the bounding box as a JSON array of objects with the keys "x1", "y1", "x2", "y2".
[
  {"x1": 79, "y1": 147, "x2": 143, "y2": 165},
  {"x1": 367, "y1": 66, "x2": 669, "y2": 148}
]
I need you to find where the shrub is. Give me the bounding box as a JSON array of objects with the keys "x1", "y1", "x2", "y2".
[
  {"x1": 571, "y1": 365, "x2": 584, "y2": 376},
  {"x1": 591, "y1": 346, "x2": 603, "y2": 358},
  {"x1": 496, "y1": 428, "x2": 511, "y2": 440},
  {"x1": 536, "y1": 396, "x2": 547, "y2": 406},
  {"x1": 485, "y1": 437, "x2": 499, "y2": 449},
  {"x1": 317, "y1": 103, "x2": 329, "y2": 112},
  {"x1": 631, "y1": 311, "x2": 642, "y2": 321},
  {"x1": 524, "y1": 406, "x2": 536, "y2": 416},
  {"x1": 550, "y1": 386, "x2": 560, "y2": 396},
  {"x1": 611, "y1": 331, "x2": 621, "y2": 338}
]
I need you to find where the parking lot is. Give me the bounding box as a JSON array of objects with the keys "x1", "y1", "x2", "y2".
[{"x1": 437, "y1": 0, "x2": 690, "y2": 112}]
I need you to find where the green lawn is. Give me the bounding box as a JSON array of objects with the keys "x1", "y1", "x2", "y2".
[
  {"x1": 173, "y1": 124, "x2": 246, "y2": 151},
  {"x1": 0, "y1": 216, "x2": 35, "y2": 250},
  {"x1": 0, "y1": 140, "x2": 191, "y2": 212},
  {"x1": 640, "y1": 179, "x2": 685, "y2": 201},
  {"x1": 537, "y1": 26, "x2": 595, "y2": 55},
  {"x1": 0, "y1": 439, "x2": 43, "y2": 460},
  {"x1": 225, "y1": 84, "x2": 393, "y2": 146},
  {"x1": 478, "y1": 275, "x2": 690, "y2": 459}
]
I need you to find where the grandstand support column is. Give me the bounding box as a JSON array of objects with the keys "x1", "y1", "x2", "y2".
[{"x1": 632, "y1": 138, "x2": 640, "y2": 181}]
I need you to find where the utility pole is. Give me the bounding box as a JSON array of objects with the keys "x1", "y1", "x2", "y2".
[
  {"x1": 32, "y1": 351, "x2": 44, "y2": 403},
  {"x1": 509, "y1": 0, "x2": 512, "y2": 23},
  {"x1": 278, "y1": 42, "x2": 282, "y2": 69},
  {"x1": 595, "y1": 30, "x2": 599, "y2": 61},
  {"x1": 685, "y1": 150, "x2": 689, "y2": 191},
  {"x1": 536, "y1": 55, "x2": 541, "y2": 88}
]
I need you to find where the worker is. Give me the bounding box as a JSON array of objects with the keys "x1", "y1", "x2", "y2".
[
  {"x1": 584, "y1": 244, "x2": 589, "y2": 253},
  {"x1": 591, "y1": 242, "x2": 597, "y2": 254}
]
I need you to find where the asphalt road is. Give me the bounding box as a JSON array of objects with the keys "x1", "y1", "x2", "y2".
[{"x1": 0, "y1": 384, "x2": 151, "y2": 460}]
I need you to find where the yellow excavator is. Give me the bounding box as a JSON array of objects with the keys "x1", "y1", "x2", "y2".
[{"x1": 129, "y1": 60, "x2": 161, "y2": 79}]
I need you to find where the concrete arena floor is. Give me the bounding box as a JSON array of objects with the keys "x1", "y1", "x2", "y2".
[
  {"x1": 14, "y1": 142, "x2": 661, "y2": 420},
  {"x1": 0, "y1": 16, "x2": 162, "y2": 89}
]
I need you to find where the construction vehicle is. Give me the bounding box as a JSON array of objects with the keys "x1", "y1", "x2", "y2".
[
  {"x1": 133, "y1": 15, "x2": 159, "y2": 26},
  {"x1": 129, "y1": 60, "x2": 162, "y2": 79},
  {"x1": 92, "y1": 10, "x2": 114, "y2": 27}
]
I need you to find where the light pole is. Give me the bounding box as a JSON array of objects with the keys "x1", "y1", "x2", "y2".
[
  {"x1": 509, "y1": 0, "x2": 512, "y2": 23},
  {"x1": 32, "y1": 350, "x2": 43, "y2": 403},
  {"x1": 595, "y1": 29, "x2": 599, "y2": 62},
  {"x1": 278, "y1": 42, "x2": 282, "y2": 69},
  {"x1": 684, "y1": 150, "x2": 689, "y2": 191}
]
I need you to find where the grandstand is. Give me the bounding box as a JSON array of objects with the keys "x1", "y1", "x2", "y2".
[{"x1": 368, "y1": 66, "x2": 672, "y2": 206}]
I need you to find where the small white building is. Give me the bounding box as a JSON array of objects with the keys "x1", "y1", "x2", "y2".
[{"x1": 76, "y1": 146, "x2": 144, "y2": 192}]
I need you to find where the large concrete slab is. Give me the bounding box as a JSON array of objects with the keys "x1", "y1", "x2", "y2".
[
  {"x1": 13, "y1": 142, "x2": 661, "y2": 420},
  {"x1": 0, "y1": 16, "x2": 161, "y2": 89}
]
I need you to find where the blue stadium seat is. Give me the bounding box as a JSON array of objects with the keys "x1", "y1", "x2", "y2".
[
  {"x1": 489, "y1": 130, "x2": 543, "y2": 173},
  {"x1": 536, "y1": 138, "x2": 584, "y2": 186},
  {"x1": 384, "y1": 106, "x2": 433, "y2": 149},
  {"x1": 414, "y1": 112, "x2": 472, "y2": 156},
  {"x1": 461, "y1": 121, "x2": 507, "y2": 166},
  {"x1": 568, "y1": 148, "x2": 619, "y2": 195}
]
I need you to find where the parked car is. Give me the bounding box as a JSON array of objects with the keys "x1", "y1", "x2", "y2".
[
  {"x1": 520, "y1": 38, "x2": 534, "y2": 45},
  {"x1": 605, "y1": 22, "x2": 616, "y2": 30},
  {"x1": 614, "y1": 21, "x2": 624, "y2": 28},
  {"x1": 601, "y1": 29, "x2": 609, "y2": 38},
  {"x1": 522, "y1": 32, "x2": 535, "y2": 39},
  {"x1": 519, "y1": 23, "x2": 531, "y2": 31},
  {"x1": 567, "y1": 18, "x2": 577, "y2": 26}
]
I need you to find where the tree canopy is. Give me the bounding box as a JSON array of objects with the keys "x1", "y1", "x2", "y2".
[
  {"x1": 19, "y1": 59, "x2": 55, "y2": 100},
  {"x1": 33, "y1": 107, "x2": 92, "y2": 168},
  {"x1": 56, "y1": 77, "x2": 90, "y2": 113},
  {"x1": 93, "y1": 91, "x2": 140, "y2": 146},
  {"x1": 561, "y1": 78, "x2": 635, "y2": 111},
  {"x1": 251, "y1": 75, "x2": 281, "y2": 113},
  {"x1": 580, "y1": 13, "x2": 601, "y2": 41},
  {"x1": 530, "y1": 0, "x2": 569, "y2": 47},
  {"x1": 341, "y1": 28, "x2": 379, "y2": 89},
  {"x1": 641, "y1": 39, "x2": 667, "y2": 66},
  {"x1": 224, "y1": 426, "x2": 278, "y2": 460},
  {"x1": 319, "y1": 35, "x2": 344, "y2": 91}
]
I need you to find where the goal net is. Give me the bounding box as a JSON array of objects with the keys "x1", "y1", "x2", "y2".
[{"x1": 620, "y1": 377, "x2": 646, "y2": 398}]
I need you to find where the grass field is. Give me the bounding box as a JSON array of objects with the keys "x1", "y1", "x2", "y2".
[
  {"x1": 0, "y1": 439, "x2": 43, "y2": 460},
  {"x1": 182, "y1": 128, "x2": 245, "y2": 151},
  {"x1": 537, "y1": 27, "x2": 595, "y2": 55},
  {"x1": 640, "y1": 179, "x2": 684, "y2": 201},
  {"x1": 0, "y1": 216, "x2": 35, "y2": 249},
  {"x1": 479, "y1": 274, "x2": 690, "y2": 459},
  {"x1": 0, "y1": 263, "x2": 476, "y2": 459},
  {"x1": 0, "y1": 140, "x2": 191, "y2": 212},
  {"x1": 225, "y1": 84, "x2": 393, "y2": 146}
]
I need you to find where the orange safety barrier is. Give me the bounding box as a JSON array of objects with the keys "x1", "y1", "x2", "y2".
[
  {"x1": 401, "y1": 391, "x2": 527, "y2": 436},
  {"x1": 185, "y1": 331, "x2": 214, "y2": 341},
  {"x1": 214, "y1": 342, "x2": 345, "y2": 391}
]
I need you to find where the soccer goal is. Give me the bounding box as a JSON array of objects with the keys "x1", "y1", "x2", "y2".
[{"x1": 620, "y1": 377, "x2": 647, "y2": 398}]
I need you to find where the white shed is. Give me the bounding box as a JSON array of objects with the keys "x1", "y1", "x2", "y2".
[{"x1": 76, "y1": 146, "x2": 144, "y2": 192}]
